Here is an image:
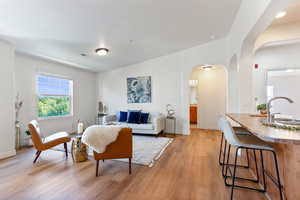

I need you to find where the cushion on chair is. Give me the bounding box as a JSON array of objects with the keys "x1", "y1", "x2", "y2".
[
  {"x1": 118, "y1": 111, "x2": 128, "y2": 122},
  {"x1": 236, "y1": 134, "x2": 274, "y2": 151},
  {"x1": 233, "y1": 126, "x2": 251, "y2": 135},
  {"x1": 41, "y1": 131, "x2": 70, "y2": 150},
  {"x1": 140, "y1": 112, "x2": 150, "y2": 124},
  {"x1": 127, "y1": 111, "x2": 141, "y2": 124},
  {"x1": 44, "y1": 132, "x2": 70, "y2": 143}
]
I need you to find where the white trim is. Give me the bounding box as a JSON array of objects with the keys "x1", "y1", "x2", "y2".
[
  {"x1": 38, "y1": 114, "x2": 73, "y2": 121},
  {"x1": 0, "y1": 150, "x2": 16, "y2": 160},
  {"x1": 36, "y1": 71, "x2": 72, "y2": 81}
]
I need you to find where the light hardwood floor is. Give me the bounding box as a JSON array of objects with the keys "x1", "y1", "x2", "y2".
[{"x1": 0, "y1": 129, "x2": 267, "y2": 200}]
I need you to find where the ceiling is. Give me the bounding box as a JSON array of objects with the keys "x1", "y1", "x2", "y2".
[
  {"x1": 0, "y1": 0, "x2": 241, "y2": 72},
  {"x1": 256, "y1": 1, "x2": 300, "y2": 50},
  {"x1": 271, "y1": 1, "x2": 300, "y2": 26}
]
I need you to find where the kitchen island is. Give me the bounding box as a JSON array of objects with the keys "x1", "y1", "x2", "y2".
[{"x1": 226, "y1": 113, "x2": 300, "y2": 200}]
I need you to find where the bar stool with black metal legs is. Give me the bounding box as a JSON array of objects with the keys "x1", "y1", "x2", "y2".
[
  {"x1": 218, "y1": 117, "x2": 284, "y2": 200},
  {"x1": 218, "y1": 126, "x2": 251, "y2": 168},
  {"x1": 218, "y1": 122, "x2": 260, "y2": 183}
]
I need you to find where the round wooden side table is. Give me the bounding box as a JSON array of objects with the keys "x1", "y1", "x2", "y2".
[{"x1": 71, "y1": 135, "x2": 88, "y2": 163}]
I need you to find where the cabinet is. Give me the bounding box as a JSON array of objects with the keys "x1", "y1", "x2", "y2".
[{"x1": 190, "y1": 105, "x2": 197, "y2": 124}]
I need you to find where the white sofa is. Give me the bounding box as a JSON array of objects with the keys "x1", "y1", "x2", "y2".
[{"x1": 104, "y1": 112, "x2": 165, "y2": 135}]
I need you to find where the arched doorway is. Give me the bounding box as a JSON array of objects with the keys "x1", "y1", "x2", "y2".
[{"x1": 189, "y1": 65, "x2": 227, "y2": 130}]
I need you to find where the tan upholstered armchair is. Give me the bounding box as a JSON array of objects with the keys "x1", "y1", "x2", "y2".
[
  {"x1": 28, "y1": 120, "x2": 71, "y2": 163},
  {"x1": 94, "y1": 128, "x2": 133, "y2": 177}
]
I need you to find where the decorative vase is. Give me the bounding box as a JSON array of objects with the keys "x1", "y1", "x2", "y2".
[{"x1": 71, "y1": 136, "x2": 88, "y2": 162}]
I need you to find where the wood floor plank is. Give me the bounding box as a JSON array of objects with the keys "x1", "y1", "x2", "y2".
[{"x1": 0, "y1": 129, "x2": 267, "y2": 200}]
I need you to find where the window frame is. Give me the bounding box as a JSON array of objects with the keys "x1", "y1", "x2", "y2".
[{"x1": 36, "y1": 73, "x2": 74, "y2": 120}]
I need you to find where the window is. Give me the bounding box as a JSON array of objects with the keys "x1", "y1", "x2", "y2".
[{"x1": 37, "y1": 74, "x2": 73, "y2": 118}]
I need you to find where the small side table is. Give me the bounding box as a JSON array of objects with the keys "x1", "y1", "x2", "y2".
[
  {"x1": 165, "y1": 116, "x2": 176, "y2": 136},
  {"x1": 71, "y1": 135, "x2": 88, "y2": 163},
  {"x1": 96, "y1": 113, "x2": 108, "y2": 125}
]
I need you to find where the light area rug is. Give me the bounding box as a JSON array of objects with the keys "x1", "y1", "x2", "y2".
[{"x1": 52, "y1": 135, "x2": 174, "y2": 167}]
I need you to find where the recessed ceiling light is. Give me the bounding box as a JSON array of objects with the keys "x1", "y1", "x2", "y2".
[
  {"x1": 95, "y1": 48, "x2": 109, "y2": 56},
  {"x1": 210, "y1": 35, "x2": 215, "y2": 40},
  {"x1": 276, "y1": 11, "x2": 286, "y2": 19}
]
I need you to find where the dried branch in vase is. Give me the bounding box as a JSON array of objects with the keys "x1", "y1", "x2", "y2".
[{"x1": 15, "y1": 93, "x2": 23, "y2": 125}]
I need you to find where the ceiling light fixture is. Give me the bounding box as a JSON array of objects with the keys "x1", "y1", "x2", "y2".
[
  {"x1": 202, "y1": 65, "x2": 213, "y2": 71},
  {"x1": 95, "y1": 48, "x2": 109, "y2": 56},
  {"x1": 275, "y1": 11, "x2": 286, "y2": 19}
]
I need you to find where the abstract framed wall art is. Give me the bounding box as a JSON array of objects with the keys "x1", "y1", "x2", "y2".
[{"x1": 127, "y1": 76, "x2": 151, "y2": 103}]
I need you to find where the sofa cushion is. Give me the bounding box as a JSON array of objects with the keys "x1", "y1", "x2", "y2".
[
  {"x1": 118, "y1": 111, "x2": 128, "y2": 122},
  {"x1": 127, "y1": 123, "x2": 154, "y2": 130},
  {"x1": 127, "y1": 111, "x2": 141, "y2": 124},
  {"x1": 140, "y1": 112, "x2": 150, "y2": 124}
]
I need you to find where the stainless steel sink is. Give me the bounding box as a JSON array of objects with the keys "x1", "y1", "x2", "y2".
[
  {"x1": 274, "y1": 118, "x2": 300, "y2": 126},
  {"x1": 261, "y1": 117, "x2": 300, "y2": 131}
]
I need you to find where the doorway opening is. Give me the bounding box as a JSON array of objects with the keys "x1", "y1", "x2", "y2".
[{"x1": 189, "y1": 65, "x2": 227, "y2": 130}]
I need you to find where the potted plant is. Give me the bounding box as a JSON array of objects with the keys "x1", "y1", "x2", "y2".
[
  {"x1": 24, "y1": 130, "x2": 33, "y2": 146},
  {"x1": 257, "y1": 104, "x2": 267, "y2": 115}
]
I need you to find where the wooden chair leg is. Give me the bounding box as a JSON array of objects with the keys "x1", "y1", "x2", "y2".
[
  {"x1": 64, "y1": 142, "x2": 68, "y2": 158},
  {"x1": 129, "y1": 158, "x2": 132, "y2": 174},
  {"x1": 96, "y1": 160, "x2": 100, "y2": 177},
  {"x1": 71, "y1": 141, "x2": 75, "y2": 161},
  {"x1": 33, "y1": 151, "x2": 42, "y2": 163}
]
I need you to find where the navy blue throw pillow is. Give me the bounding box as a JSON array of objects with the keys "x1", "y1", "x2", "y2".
[
  {"x1": 118, "y1": 111, "x2": 128, "y2": 122},
  {"x1": 127, "y1": 111, "x2": 141, "y2": 124},
  {"x1": 140, "y1": 113, "x2": 149, "y2": 124}
]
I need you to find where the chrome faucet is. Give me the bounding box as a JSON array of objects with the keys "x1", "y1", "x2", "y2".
[{"x1": 267, "y1": 96, "x2": 294, "y2": 123}]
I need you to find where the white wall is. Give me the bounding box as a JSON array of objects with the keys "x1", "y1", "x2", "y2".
[
  {"x1": 256, "y1": 43, "x2": 300, "y2": 68},
  {"x1": 97, "y1": 38, "x2": 228, "y2": 135},
  {"x1": 269, "y1": 72, "x2": 300, "y2": 118},
  {"x1": 191, "y1": 66, "x2": 227, "y2": 130},
  {"x1": 15, "y1": 53, "x2": 97, "y2": 144},
  {"x1": 0, "y1": 0, "x2": 293, "y2": 158},
  {"x1": 226, "y1": 0, "x2": 294, "y2": 113},
  {"x1": 0, "y1": 41, "x2": 16, "y2": 159},
  {"x1": 228, "y1": 55, "x2": 239, "y2": 113},
  {"x1": 98, "y1": 52, "x2": 184, "y2": 133},
  {"x1": 254, "y1": 42, "x2": 300, "y2": 104},
  {"x1": 95, "y1": 0, "x2": 296, "y2": 135}
]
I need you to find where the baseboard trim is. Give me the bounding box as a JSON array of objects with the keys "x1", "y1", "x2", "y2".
[{"x1": 0, "y1": 150, "x2": 16, "y2": 160}]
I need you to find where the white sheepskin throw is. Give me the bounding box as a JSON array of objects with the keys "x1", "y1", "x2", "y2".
[{"x1": 81, "y1": 125, "x2": 122, "y2": 153}]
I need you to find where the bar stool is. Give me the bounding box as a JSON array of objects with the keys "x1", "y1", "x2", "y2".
[
  {"x1": 219, "y1": 126, "x2": 251, "y2": 168},
  {"x1": 218, "y1": 123, "x2": 259, "y2": 182},
  {"x1": 218, "y1": 117, "x2": 283, "y2": 200}
]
